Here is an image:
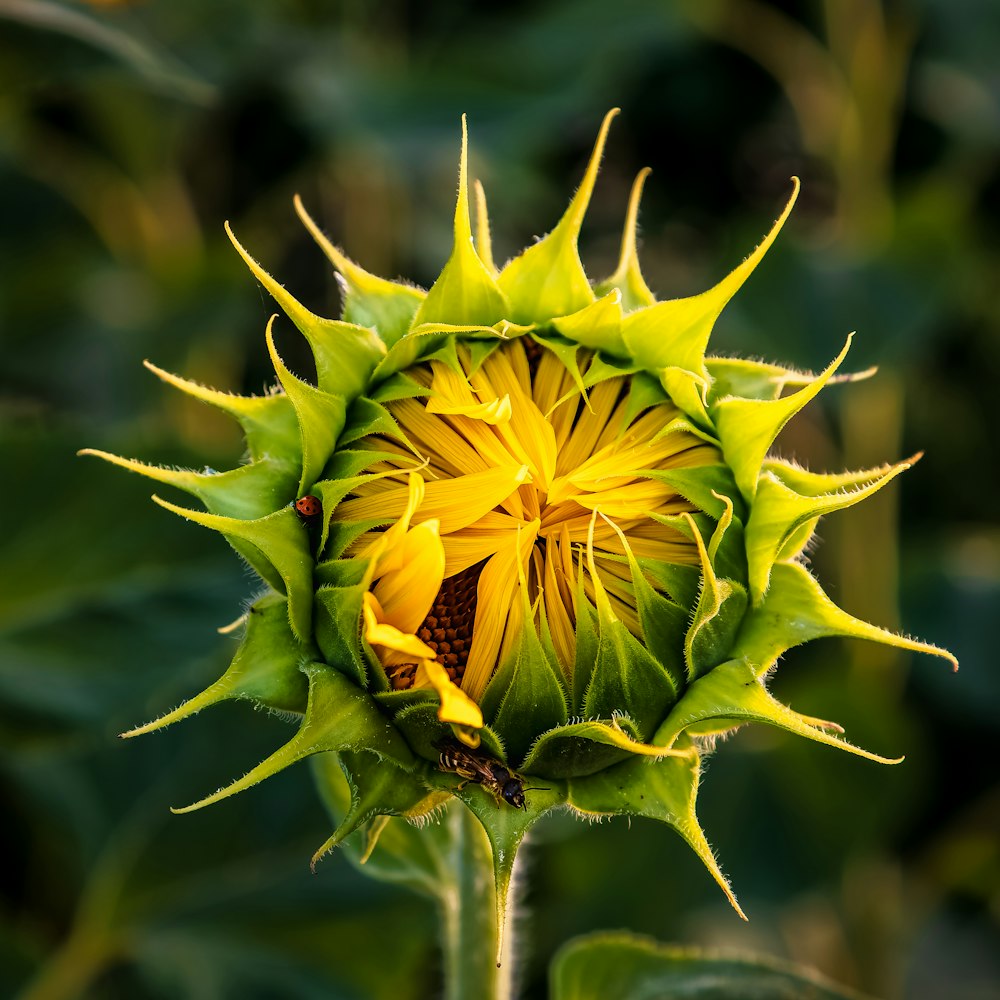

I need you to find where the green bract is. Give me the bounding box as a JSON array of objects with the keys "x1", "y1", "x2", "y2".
[{"x1": 84, "y1": 110, "x2": 956, "y2": 942}]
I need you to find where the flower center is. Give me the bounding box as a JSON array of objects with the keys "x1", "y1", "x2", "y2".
[{"x1": 337, "y1": 338, "x2": 720, "y2": 699}]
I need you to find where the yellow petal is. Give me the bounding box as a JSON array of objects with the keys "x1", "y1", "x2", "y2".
[
  {"x1": 470, "y1": 350, "x2": 558, "y2": 489},
  {"x1": 418, "y1": 659, "x2": 484, "y2": 729},
  {"x1": 367, "y1": 472, "x2": 426, "y2": 580},
  {"x1": 339, "y1": 465, "x2": 531, "y2": 535},
  {"x1": 427, "y1": 362, "x2": 513, "y2": 424},
  {"x1": 428, "y1": 393, "x2": 513, "y2": 424},
  {"x1": 440, "y1": 513, "x2": 525, "y2": 576},
  {"x1": 363, "y1": 593, "x2": 437, "y2": 661},
  {"x1": 462, "y1": 520, "x2": 540, "y2": 700},
  {"x1": 373, "y1": 518, "x2": 446, "y2": 634}
]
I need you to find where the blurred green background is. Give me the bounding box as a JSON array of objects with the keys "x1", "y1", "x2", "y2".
[{"x1": 2, "y1": 1, "x2": 998, "y2": 997}]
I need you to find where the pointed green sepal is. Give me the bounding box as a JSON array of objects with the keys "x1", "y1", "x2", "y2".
[
  {"x1": 620, "y1": 179, "x2": 799, "y2": 379},
  {"x1": 369, "y1": 327, "x2": 451, "y2": 385},
  {"x1": 714, "y1": 333, "x2": 854, "y2": 502},
  {"x1": 313, "y1": 584, "x2": 369, "y2": 687},
  {"x1": 473, "y1": 178, "x2": 498, "y2": 276},
  {"x1": 583, "y1": 516, "x2": 678, "y2": 738},
  {"x1": 411, "y1": 117, "x2": 508, "y2": 328},
  {"x1": 707, "y1": 356, "x2": 878, "y2": 404},
  {"x1": 601, "y1": 515, "x2": 686, "y2": 693},
  {"x1": 646, "y1": 463, "x2": 743, "y2": 522},
  {"x1": 121, "y1": 594, "x2": 309, "y2": 738},
  {"x1": 620, "y1": 370, "x2": 670, "y2": 428},
  {"x1": 533, "y1": 334, "x2": 591, "y2": 408},
  {"x1": 79, "y1": 449, "x2": 297, "y2": 521},
  {"x1": 172, "y1": 663, "x2": 415, "y2": 814},
  {"x1": 311, "y1": 753, "x2": 453, "y2": 896},
  {"x1": 550, "y1": 290, "x2": 626, "y2": 356},
  {"x1": 264, "y1": 317, "x2": 348, "y2": 493},
  {"x1": 731, "y1": 560, "x2": 959, "y2": 675},
  {"x1": 150, "y1": 496, "x2": 314, "y2": 639},
  {"x1": 498, "y1": 109, "x2": 619, "y2": 323},
  {"x1": 522, "y1": 719, "x2": 690, "y2": 779},
  {"x1": 660, "y1": 367, "x2": 711, "y2": 426},
  {"x1": 655, "y1": 658, "x2": 903, "y2": 764},
  {"x1": 480, "y1": 621, "x2": 569, "y2": 767},
  {"x1": 567, "y1": 750, "x2": 745, "y2": 918},
  {"x1": 294, "y1": 194, "x2": 425, "y2": 347},
  {"x1": 425, "y1": 775, "x2": 563, "y2": 969},
  {"x1": 142, "y1": 360, "x2": 301, "y2": 461},
  {"x1": 309, "y1": 750, "x2": 437, "y2": 872},
  {"x1": 593, "y1": 167, "x2": 656, "y2": 312},
  {"x1": 745, "y1": 454, "x2": 914, "y2": 604},
  {"x1": 226, "y1": 222, "x2": 386, "y2": 398},
  {"x1": 683, "y1": 514, "x2": 748, "y2": 681}
]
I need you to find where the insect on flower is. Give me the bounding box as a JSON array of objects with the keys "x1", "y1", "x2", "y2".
[
  {"x1": 437, "y1": 741, "x2": 541, "y2": 810},
  {"x1": 294, "y1": 494, "x2": 323, "y2": 524}
]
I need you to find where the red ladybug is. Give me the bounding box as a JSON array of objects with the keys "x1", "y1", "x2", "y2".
[{"x1": 294, "y1": 495, "x2": 322, "y2": 523}]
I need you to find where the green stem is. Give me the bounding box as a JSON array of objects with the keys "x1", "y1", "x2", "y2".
[{"x1": 439, "y1": 805, "x2": 515, "y2": 1000}]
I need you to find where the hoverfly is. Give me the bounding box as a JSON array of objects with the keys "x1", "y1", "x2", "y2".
[{"x1": 437, "y1": 742, "x2": 544, "y2": 810}]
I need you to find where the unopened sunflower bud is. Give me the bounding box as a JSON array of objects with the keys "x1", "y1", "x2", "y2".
[{"x1": 83, "y1": 109, "x2": 956, "y2": 925}]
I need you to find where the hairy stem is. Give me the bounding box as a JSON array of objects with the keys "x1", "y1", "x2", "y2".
[{"x1": 439, "y1": 805, "x2": 515, "y2": 1000}]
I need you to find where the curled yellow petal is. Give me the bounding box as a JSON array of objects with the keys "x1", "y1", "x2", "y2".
[
  {"x1": 363, "y1": 593, "x2": 437, "y2": 661},
  {"x1": 419, "y1": 659, "x2": 484, "y2": 730},
  {"x1": 373, "y1": 518, "x2": 446, "y2": 634}
]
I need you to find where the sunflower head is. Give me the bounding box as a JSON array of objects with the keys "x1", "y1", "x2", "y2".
[{"x1": 83, "y1": 109, "x2": 956, "y2": 924}]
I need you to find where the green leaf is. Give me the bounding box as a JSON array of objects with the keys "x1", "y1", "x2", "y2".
[
  {"x1": 552, "y1": 932, "x2": 872, "y2": 1000},
  {"x1": 660, "y1": 366, "x2": 712, "y2": 426},
  {"x1": 641, "y1": 560, "x2": 700, "y2": 611},
  {"x1": 311, "y1": 752, "x2": 454, "y2": 896},
  {"x1": 731, "y1": 561, "x2": 958, "y2": 675},
  {"x1": 498, "y1": 110, "x2": 618, "y2": 323},
  {"x1": 706, "y1": 356, "x2": 878, "y2": 404},
  {"x1": 647, "y1": 464, "x2": 743, "y2": 522},
  {"x1": 172, "y1": 663, "x2": 414, "y2": 814},
  {"x1": 295, "y1": 194, "x2": 425, "y2": 347},
  {"x1": 583, "y1": 521, "x2": 677, "y2": 738},
  {"x1": 121, "y1": 594, "x2": 309, "y2": 738},
  {"x1": 369, "y1": 327, "x2": 449, "y2": 385},
  {"x1": 571, "y1": 583, "x2": 599, "y2": 714},
  {"x1": 533, "y1": 333, "x2": 590, "y2": 402},
  {"x1": 337, "y1": 396, "x2": 407, "y2": 448},
  {"x1": 598, "y1": 514, "x2": 686, "y2": 695},
  {"x1": 621, "y1": 370, "x2": 671, "y2": 426}
]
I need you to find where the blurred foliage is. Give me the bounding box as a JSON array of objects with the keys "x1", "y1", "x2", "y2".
[{"x1": 1, "y1": 1, "x2": 998, "y2": 997}]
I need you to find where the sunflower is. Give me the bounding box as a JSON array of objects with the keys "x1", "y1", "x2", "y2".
[{"x1": 82, "y1": 110, "x2": 955, "y2": 928}]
